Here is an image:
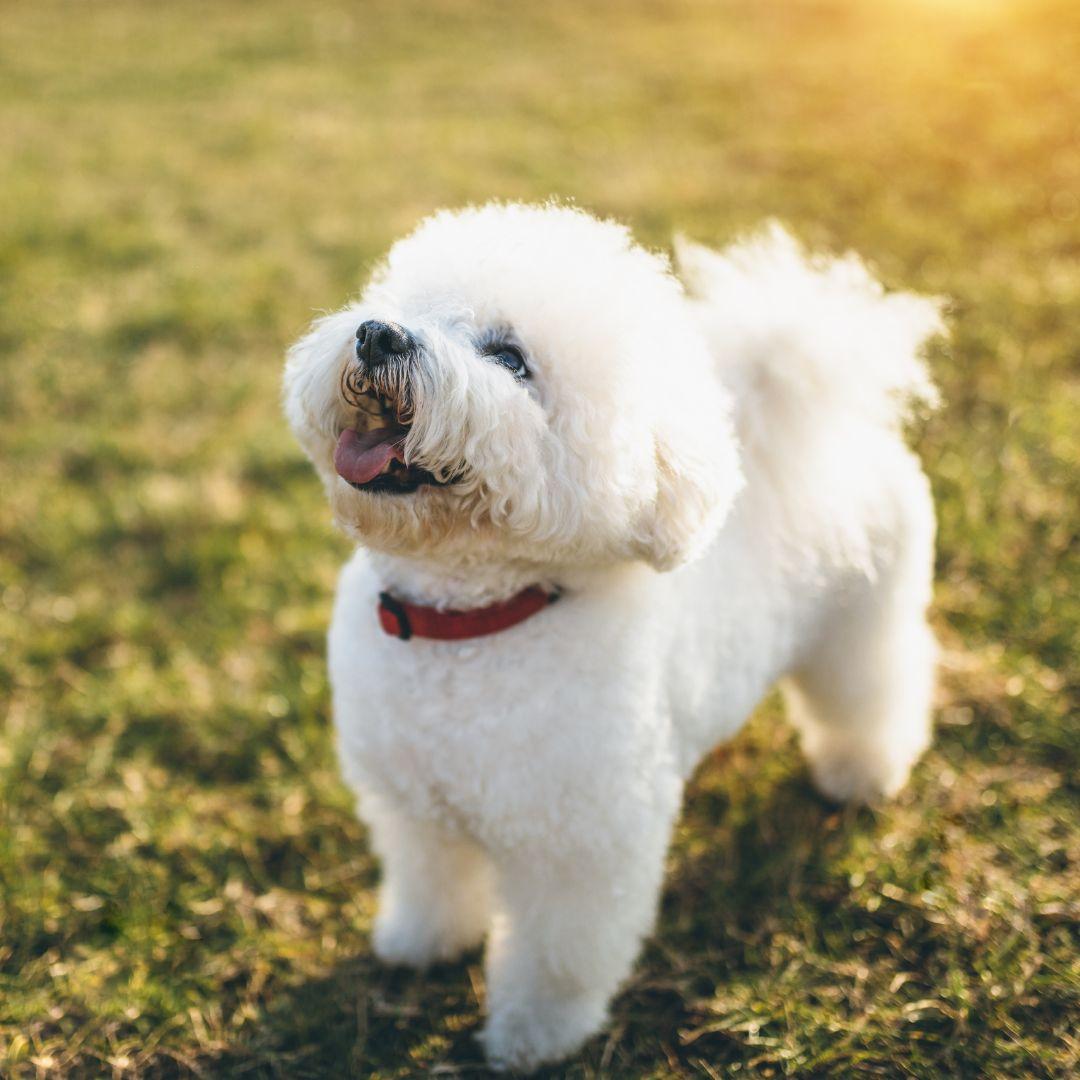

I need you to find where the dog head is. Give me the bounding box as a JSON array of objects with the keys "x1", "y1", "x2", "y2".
[{"x1": 284, "y1": 203, "x2": 742, "y2": 572}]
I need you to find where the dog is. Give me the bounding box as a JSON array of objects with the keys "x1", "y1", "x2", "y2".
[{"x1": 283, "y1": 202, "x2": 941, "y2": 1071}]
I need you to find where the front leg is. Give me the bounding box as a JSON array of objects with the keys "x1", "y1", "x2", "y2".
[
  {"x1": 480, "y1": 814, "x2": 673, "y2": 1072},
  {"x1": 364, "y1": 797, "x2": 493, "y2": 968}
]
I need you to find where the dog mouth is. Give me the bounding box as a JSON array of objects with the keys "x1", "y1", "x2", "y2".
[{"x1": 334, "y1": 374, "x2": 446, "y2": 495}]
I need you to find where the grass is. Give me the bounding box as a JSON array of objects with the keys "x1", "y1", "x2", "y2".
[{"x1": 1, "y1": 0, "x2": 1077, "y2": 1075}]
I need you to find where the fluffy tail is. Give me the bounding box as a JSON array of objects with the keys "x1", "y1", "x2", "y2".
[{"x1": 675, "y1": 224, "x2": 942, "y2": 451}]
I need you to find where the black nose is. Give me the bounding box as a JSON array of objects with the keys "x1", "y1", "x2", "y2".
[{"x1": 355, "y1": 320, "x2": 414, "y2": 366}]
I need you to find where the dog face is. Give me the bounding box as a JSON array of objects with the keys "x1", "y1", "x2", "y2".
[{"x1": 284, "y1": 203, "x2": 742, "y2": 571}]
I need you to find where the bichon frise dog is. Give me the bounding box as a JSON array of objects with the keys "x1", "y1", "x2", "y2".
[{"x1": 283, "y1": 202, "x2": 941, "y2": 1072}]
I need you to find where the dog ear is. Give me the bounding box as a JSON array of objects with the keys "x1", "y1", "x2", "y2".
[
  {"x1": 284, "y1": 308, "x2": 361, "y2": 477},
  {"x1": 636, "y1": 407, "x2": 743, "y2": 572}
]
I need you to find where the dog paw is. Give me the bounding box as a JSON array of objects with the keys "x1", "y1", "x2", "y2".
[
  {"x1": 808, "y1": 744, "x2": 914, "y2": 804},
  {"x1": 479, "y1": 994, "x2": 606, "y2": 1073},
  {"x1": 372, "y1": 907, "x2": 486, "y2": 969}
]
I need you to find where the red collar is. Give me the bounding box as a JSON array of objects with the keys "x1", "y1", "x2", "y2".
[{"x1": 377, "y1": 586, "x2": 559, "y2": 642}]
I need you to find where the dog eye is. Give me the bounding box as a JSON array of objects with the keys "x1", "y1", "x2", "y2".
[{"x1": 484, "y1": 344, "x2": 529, "y2": 379}]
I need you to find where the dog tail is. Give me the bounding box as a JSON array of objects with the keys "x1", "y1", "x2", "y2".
[{"x1": 674, "y1": 224, "x2": 942, "y2": 451}]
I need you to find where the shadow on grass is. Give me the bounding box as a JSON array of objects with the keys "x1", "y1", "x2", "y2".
[
  {"x1": 207, "y1": 951, "x2": 490, "y2": 1079},
  {"x1": 209, "y1": 770, "x2": 864, "y2": 1078}
]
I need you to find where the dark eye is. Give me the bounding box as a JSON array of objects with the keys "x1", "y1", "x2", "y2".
[{"x1": 484, "y1": 343, "x2": 529, "y2": 379}]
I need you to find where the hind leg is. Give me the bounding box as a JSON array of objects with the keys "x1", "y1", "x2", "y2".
[{"x1": 784, "y1": 566, "x2": 937, "y2": 803}]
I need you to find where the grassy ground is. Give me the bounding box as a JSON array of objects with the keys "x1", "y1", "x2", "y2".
[{"x1": 1, "y1": 0, "x2": 1077, "y2": 1075}]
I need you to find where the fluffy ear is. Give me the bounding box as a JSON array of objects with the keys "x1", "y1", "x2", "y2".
[
  {"x1": 637, "y1": 404, "x2": 743, "y2": 572},
  {"x1": 283, "y1": 307, "x2": 361, "y2": 476}
]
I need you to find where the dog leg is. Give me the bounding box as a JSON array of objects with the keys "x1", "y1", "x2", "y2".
[
  {"x1": 479, "y1": 831, "x2": 670, "y2": 1072},
  {"x1": 784, "y1": 575, "x2": 936, "y2": 803},
  {"x1": 365, "y1": 800, "x2": 493, "y2": 968}
]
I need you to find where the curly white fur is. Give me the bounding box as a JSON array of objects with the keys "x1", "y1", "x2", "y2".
[{"x1": 283, "y1": 202, "x2": 942, "y2": 1072}]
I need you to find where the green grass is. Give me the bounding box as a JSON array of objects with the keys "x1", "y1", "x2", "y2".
[{"x1": 1, "y1": 0, "x2": 1077, "y2": 1075}]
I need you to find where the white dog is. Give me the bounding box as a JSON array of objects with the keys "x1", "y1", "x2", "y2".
[{"x1": 283, "y1": 202, "x2": 941, "y2": 1071}]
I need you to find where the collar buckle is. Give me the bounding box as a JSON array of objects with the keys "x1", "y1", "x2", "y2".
[{"x1": 378, "y1": 591, "x2": 413, "y2": 640}]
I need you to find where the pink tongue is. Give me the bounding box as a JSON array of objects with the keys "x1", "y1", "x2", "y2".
[{"x1": 334, "y1": 427, "x2": 407, "y2": 485}]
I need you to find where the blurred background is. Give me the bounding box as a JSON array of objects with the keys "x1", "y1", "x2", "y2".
[{"x1": 1, "y1": 0, "x2": 1077, "y2": 1076}]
